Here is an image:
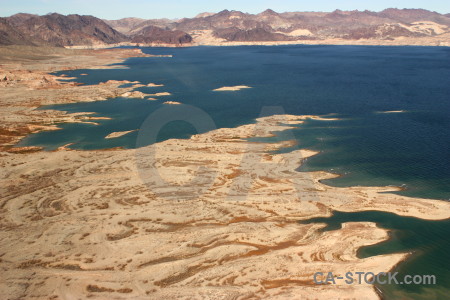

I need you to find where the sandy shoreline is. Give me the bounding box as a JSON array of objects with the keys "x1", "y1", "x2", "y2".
[
  {"x1": 0, "y1": 46, "x2": 159, "y2": 152},
  {"x1": 62, "y1": 32, "x2": 450, "y2": 49},
  {"x1": 1, "y1": 46, "x2": 449, "y2": 299}
]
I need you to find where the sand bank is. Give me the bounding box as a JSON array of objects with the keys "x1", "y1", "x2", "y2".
[
  {"x1": 147, "y1": 83, "x2": 164, "y2": 87},
  {"x1": 105, "y1": 130, "x2": 138, "y2": 139},
  {"x1": 376, "y1": 110, "x2": 408, "y2": 114},
  {"x1": 213, "y1": 85, "x2": 252, "y2": 91}
]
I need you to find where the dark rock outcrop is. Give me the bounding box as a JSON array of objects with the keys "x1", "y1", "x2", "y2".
[
  {"x1": 131, "y1": 26, "x2": 192, "y2": 45},
  {"x1": 214, "y1": 27, "x2": 292, "y2": 42}
]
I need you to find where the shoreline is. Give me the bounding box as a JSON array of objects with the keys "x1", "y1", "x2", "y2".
[
  {"x1": 3, "y1": 46, "x2": 448, "y2": 216},
  {"x1": 63, "y1": 36, "x2": 450, "y2": 50},
  {"x1": 0, "y1": 46, "x2": 164, "y2": 152},
  {"x1": 1, "y1": 46, "x2": 450, "y2": 299}
]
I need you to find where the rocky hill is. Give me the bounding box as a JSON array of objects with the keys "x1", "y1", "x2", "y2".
[
  {"x1": 15, "y1": 13, "x2": 128, "y2": 47},
  {"x1": 0, "y1": 17, "x2": 42, "y2": 46},
  {"x1": 131, "y1": 25, "x2": 192, "y2": 45},
  {"x1": 106, "y1": 8, "x2": 450, "y2": 44},
  {"x1": 5, "y1": 13, "x2": 37, "y2": 27},
  {"x1": 103, "y1": 17, "x2": 146, "y2": 35},
  {"x1": 1, "y1": 13, "x2": 127, "y2": 46},
  {"x1": 378, "y1": 8, "x2": 450, "y2": 25},
  {"x1": 104, "y1": 18, "x2": 175, "y2": 35}
]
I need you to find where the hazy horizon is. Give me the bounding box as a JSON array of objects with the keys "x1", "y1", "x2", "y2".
[{"x1": 0, "y1": 0, "x2": 449, "y2": 20}]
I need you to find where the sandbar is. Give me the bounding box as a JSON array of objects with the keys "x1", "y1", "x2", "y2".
[
  {"x1": 105, "y1": 129, "x2": 138, "y2": 139},
  {"x1": 213, "y1": 85, "x2": 252, "y2": 91},
  {"x1": 376, "y1": 110, "x2": 408, "y2": 114},
  {"x1": 163, "y1": 101, "x2": 182, "y2": 105},
  {"x1": 148, "y1": 92, "x2": 172, "y2": 96},
  {"x1": 147, "y1": 83, "x2": 164, "y2": 87}
]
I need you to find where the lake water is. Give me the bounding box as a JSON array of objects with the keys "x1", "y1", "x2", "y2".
[
  {"x1": 17, "y1": 45, "x2": 450, "y2": 298},
  {"x1": 301, "y1": 211, "x2": 450, "y2": 299}
]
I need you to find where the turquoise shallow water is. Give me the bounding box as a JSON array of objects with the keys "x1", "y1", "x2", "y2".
[{"x1": 17, "y1": 45, "x2": 450, "y2": 298}]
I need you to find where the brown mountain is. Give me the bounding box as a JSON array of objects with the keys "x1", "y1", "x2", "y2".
[
  {"x1": 18, "y1": 13, "x2": 128, "y2": 46},
  {"x1": 104, "y1": 18, "x2": 176, "y2": 35},
  {"x1": 204, "y1": 8, "x2": 450, "y2": 41},
  {"x1": 7, "y1": 13, "x2": 128, "y2": 47},
  {"x1": 131, "y1": 25, "x2": 192, "y2": 45},
  {"x1": 6, "y1": 13, "x2": 37, "y2": 26},
  {"x1": 176, "y1": 10, "x2": 264, "y2": 32},
  {"x1": 105, "y1": 8, "x2": 450, "y2": 43},
  {"x1": 0, "y1": 18, "x2": 36, "y2": 46},
  {"x1": 379, "y1": 8, "x2": 450, "y2": 25},
  {"x1": 103, "y1": 17, "x2": 146, "y2": 35}
]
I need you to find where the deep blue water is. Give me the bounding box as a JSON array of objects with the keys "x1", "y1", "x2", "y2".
[
  {"x1": 19, "y1": 45, "x2": 450, "y2": 200},
  {"x1": 16, "y1": 45, "x2": 450, "y2": 299}
]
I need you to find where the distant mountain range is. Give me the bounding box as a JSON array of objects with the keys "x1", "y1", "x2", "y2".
[{"x1": 1, "y1": 9, "x2": 450, "y2": 47}]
